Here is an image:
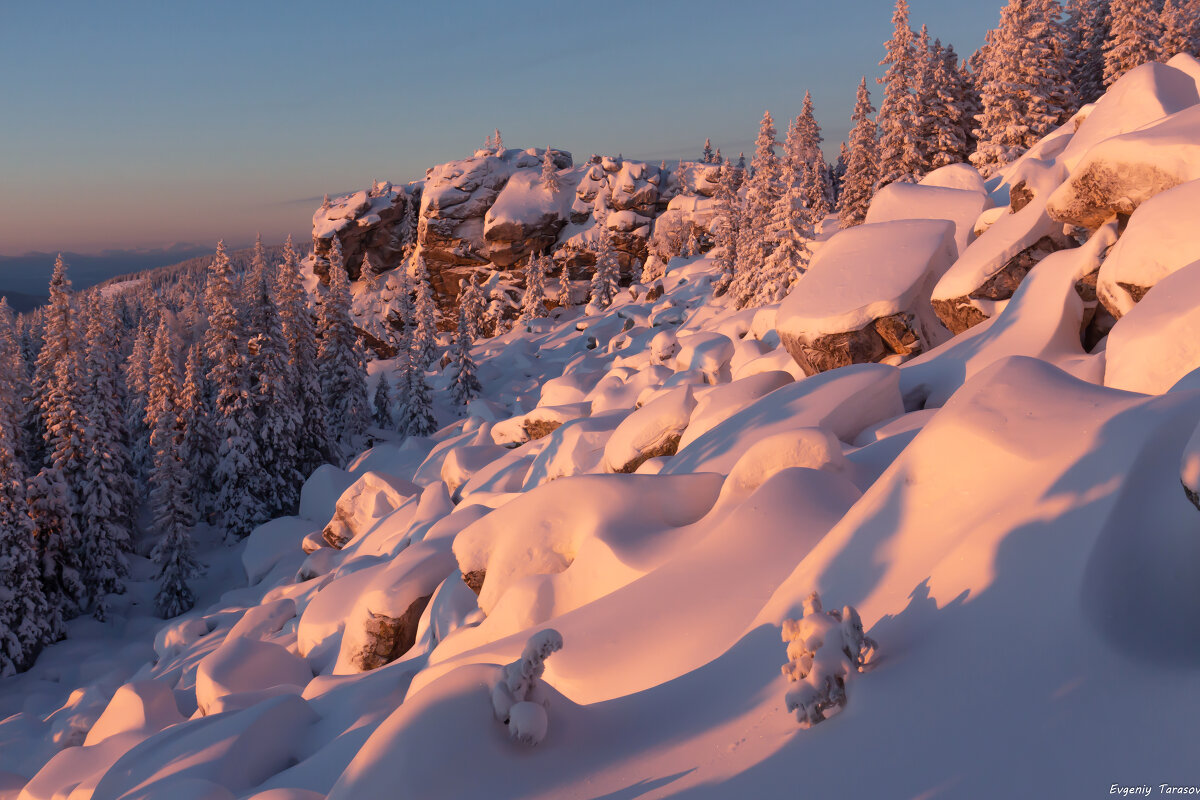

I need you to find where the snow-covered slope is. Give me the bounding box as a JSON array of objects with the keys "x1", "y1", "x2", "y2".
[{"x1": 9, "y1": 59, "x2": 1200, "y2": 800}]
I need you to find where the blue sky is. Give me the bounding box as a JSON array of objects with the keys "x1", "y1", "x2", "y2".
[{"x1": 0, "y1": 0, "x2": 998, "y2": 255}]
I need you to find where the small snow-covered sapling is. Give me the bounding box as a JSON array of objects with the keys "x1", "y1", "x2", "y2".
[
  {"x1": 781, "y1": 591, "x2": 877, "y2": 728},
  {"x1": 492, "y1": 629, "x2": 563, "y2": 746}
]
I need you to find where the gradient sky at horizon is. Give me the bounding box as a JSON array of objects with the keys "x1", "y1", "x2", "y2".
[{"x1": 0, "y1": 0, "x2": 999, "y2": 255}]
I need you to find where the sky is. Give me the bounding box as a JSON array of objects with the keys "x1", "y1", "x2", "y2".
[{"x1": 0, "y1": 0, "x2": 999, "y2": 257}]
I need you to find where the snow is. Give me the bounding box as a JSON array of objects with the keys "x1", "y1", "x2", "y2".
[
  {"x1": 919, "y1": 162, "x2": 988, "y2": 194},
  {"x1": 864, "y1": 181, "x2": 991, "y2": 256},
  {"x1": 1096, "y1": 179, "x2": 1200, "y2": 316},
  {"x1": 777, "y1": 219, "x2": 957, "y2": 337},
  {"x1": 601, "y1": 385, "x2": 695, "y2": 472},
  {"x1": 1105, "y1": 258, "x2": 1200, "y2": 395},
  {"x1": 194, "y1": 638, "x2": 312, "y2": 716}
]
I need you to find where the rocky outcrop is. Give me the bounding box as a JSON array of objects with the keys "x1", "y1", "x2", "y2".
[
  {"x1": 312, "y1": 183, "x2": 419, "y2": 281},
  {"x1": 787, "y1": 313, "x2": 922, "y2": 375},
  {"x1": 349, "y1": 596, "x2": 432, "y2": 672}
]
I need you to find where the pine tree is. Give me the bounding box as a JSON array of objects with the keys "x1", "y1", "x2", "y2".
[
  {"x1": 77, "y1": 300, "x2": 133, "y2": 615},
  {"x1": 318, "y1": 238, "x2": 371, "y2": 460},
  {"x1": 926, "y1": 40, "x2": 972, "y2": 169},
  {"x1": 786, "y1": 91, "x2": 824, "y2": 196},
  {"x1": 756, "y1": 185, "x2": 813, "y2": 307},
  {"x1": 877, "y1": 0, "x2": 922, "y2": 186},
  {"x1": 519, "y1": 254, "x2": 549, "y2": 322},
  {"x1": 971, "y1": 0, "x2": 1073, "y2": 178},
  {"x1": 585, "y1": 230, "x2": 621, "y2": 314},
  {"x1": 911, "y1": 26, "x2": 938, "y2": 176},
  {"x1": 711, "y1": 160, "x2": 743, "y2": 296},
  {"x1": 1103, "y1": 0, "x2": 1162, "y2": 86},
  {"x1": 373, "y1": 373, "x2": 395, "y2": 428},
  {"x1": 204, "y1": 240, "x2": 265, "y2": 538},
  {"x1": 36, "y1": 256, "x2": 86, "y2": 502},
  {"x1": 556, "y1": 259, "x2": 573, "y2": 308},
  {"x1": 276, "y1": 235, "x2": 334, "y2": 478},
  {"x1": 449, "y1": 304, "x2": 481, "y2": 410},
  {"x1": 27, "y1": 464, "x2": 85, "y2": 622},
  {"x1": 746, "y1": 110, "x2": 782, "y2": 227},
  {"x1": 1067, "y1": 0, "x2": 1110, "y2": 104},
  {"x1": 178, "y1": 343, "x2": 215, "y2": 525},
  {"x1": 0, "y1": 299, "x2": 31, "y2": 468},
  {"x1": 839, "y1": 77, "x2": 879, "y2": 228},
  {"x1": 675, "y1": 161, "x2": 689, "y2": 194},
  {"x1": 460, "y1": 274, "x2": 488, "y2": 337},
  {"x1": 124, "y1": 320, "x2": 154, "y2": 480},
  {"x1": 1161, "y1": 0, "x2": 1200, "y2": 59},
  {"x1": 361, "y1": 252, "x2": 381, "y2": 290},
  {"x1": 493, "y1": 128, "x2": 504, "y2": 151},
  {"x1": 247, "y1": 261, "x2": 302, "y2": 517},
  {"x1": 146, "y1": 319, "x2": 198, "y2": 619},
  {"x1": 0, "y1": 353, "x2": 55, "y2": 674},
  {"x1": 410, "y1": 254, "x2": 440, "y2": 371},
  {"x1": 397, "y1": 339, "x2": 438, "y2": 437},
  {"x1": 540, "y1": 148, "x2": 561, "y2": 192},
  {"x1": 702, "y1": 138, "x2": 715, "y2": 163}
]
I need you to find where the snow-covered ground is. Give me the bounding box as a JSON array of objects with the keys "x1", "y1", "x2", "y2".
[{"x1": 9, "y1": 58, "x2": 1200, "y2": 800}]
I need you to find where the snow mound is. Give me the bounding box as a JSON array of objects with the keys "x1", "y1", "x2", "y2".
[
  {"x1": 864, "y1": 182, "x2": 991, "y2": 257},
  {"x1": 781, "y1": 592, "x2": 876, "y2": 728},
  {"x1": 1096, "y1": 179, "x2": 1200, "y2": 317},
  {"x1": 195, "y1": 638, "x2": 313, "y2": 716},
  {"x1": 321, "y1": 471, "x2": 420, "y2": 549},
  {"x1": 84, "y1": 681, "x2": 184, "y2": 747},
  {"x1": 1104, "y1": 258, "x2": 1200, "y2": 395},
  {"x1": 919, "y1": 162, "x2": 987, "y2": 194},
  {"x1": 602, "y1": 385, "x2": 696, "y2": 473}
]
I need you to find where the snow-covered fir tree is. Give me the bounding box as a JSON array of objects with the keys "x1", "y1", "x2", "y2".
[
  {"x1": 77, "y1": 300, "x2": 133, "y2": 616},
  {"x1": 146, "y1": 319, "x2": 198, "y2": 619},
  {"x1": 838, "y1": 77, "x2": 879, "y2": 228},
  {"x1": 971, "y1": 0, "x2": 1072, "y2": 177},
  {"x1": 745, "y1": 110, "x2": 782, "y2": 233},
  {"x1": 1103, "y1": 0, "x2": 1161, "y2": 86},
  {"x1": 410, "y1": 253, "x2": 440, "y2": 372},
  {"x1": 177, "y1": 342, "x2": 214, "y2": 525},
  {"x1": 317, "y1": 238, "x2": 371, "y2": 461},
  {"x1": 36, "y1": 256, "x2": 87, "y2": 507},
  {"x1": 1067, "y1": 0, "x2": 1110, "y2": 104},
  {"x1": 0, "y1": 299, "x2": 31, "y2": 468},
  {"x1": 519, "y1": 254, "x2": 549, "y2": 323},
  {"x1": 1161, "y1": 0, "x2": 1199, "y2": 60},
  {"x1": 204, "y1": 240, "x2": 265, "y2": 538},
  {"x1": 556, "y1": 258, "x2": 573, "y2": 308},
  {"x1": 27, "y1": 464, "x2": 85, "y2": 623},
  {"x1": 540, "y1": 148, "x2": 561, "y2": 192},
  {"x1": 397, "y1": 337, "x2": 438, "y2": 437},
  {"x1": 926, "y1": 39, "x2": 972, "y2": 169},
  {"x1": 459, "y1": 274, "x2": 488, "y2": 337},
  {"x1": 751, "y1": 184, "x2": 812, "y2": 307},
  {"x1": 276, "y1": 236, "x2": 334, "y2": 478},
  {"x1": 702, "y1": 138, "x2": 714, "y2": 163},
  {"x1": 124, "y1": 320, "x2": 154, "y2": 481},
  {"x1": 0, "y1": 362, "x2": 55, "y2": 675},
  {"x1": 786, "y1": 91, "x2": 824, "y2": 204},
  {"x1": 585, "y1": 229, "x2": 621, "y2": 315},
  {"x1": 877, "y1": 0, "x2": 922, "y2": 186},
  {"x1": 493, "y1": 128, "x2": 504, "y2": 151},
  {"x1": 711, "y1": 160, "x2": 743, "y2": 296},
  {"x1": 247, "y1": 260, "x2": 301, "y2": 517},
  {"x1": 449, "y1": 304, "x2": 481, "y2": 410},
  {"x1": 373, "y1": 373, "x2": 395, "y2": 428}
]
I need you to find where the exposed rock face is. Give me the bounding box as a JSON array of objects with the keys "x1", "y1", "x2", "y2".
[
  {"x1": 932, "y1": 234, "x2": 1075, "y2": 334},
  {"x1": 785, "y1": 313, "x2": 921, "y2": 376},
  {"x1": 613, "y1": 434, "x2": 681, "y2": 474},
  {"x1": 350, "y1": 596, "x2": 433, "y2": 672},
  {"x1": 463, "y1": 570, "x2": 486, "y2": 596},
  {"x1": 312, "y1": 184, "x2": 419, "y2": 281}
]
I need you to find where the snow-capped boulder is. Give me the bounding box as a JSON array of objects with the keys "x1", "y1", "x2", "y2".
[
  {"x1": 1095, "y1": 180, "x2": 1200, "y2": 318},
  {"x1": 932, "y1": 163, "x2": 1073, "y2": 333},
  {"x1": 441, "y1": 443, "x2": 510, "y2": 496},
  {"x1": 311, "y1": 182, "x2": 418, "y2": 281},
  {"x1": 778, "y1": 219, "x2": 957, "y2": 374},
  {"x1": 673, "y1": 331, "x2": 735, "y2": 383},
  {"x1": 84, "y1": 681, "x2": 184, "y2": 747},
  {"x1": 483, "y1": 168, "x2": 572, "y2": 267},
  {"x1": 1047, "y1": 101, "x2": 1200, "y2": 229},
  {"x1": 864, "y1": 182, "x2": 991, "y2": 257},
  {"x1": 602, "y1": 385, "x2": 697, "y2": 473},
  {"x1": 1056, "y1": 62, "x2": 1200, "y2": 174},
  {"x1": 321, "y1": 471, "x2": 420, "y2": 549},
  {"x1": 1104, "y1": 258, "x2": 1200, "y2": 395},
  {"x1": 919, "y1": 162, "x2": 988, "y2": 194},
  {"x1": 678, "y1": 370, "x2": 794, "y2": 450},
  {"x1": 521, "y1": 412, "x2": 627, "y2": 487},
  {"x1": 489, "y1": 402, "x2": 591, "y2": 447},
  {"x1": 298, "y1": 464, "x2": 355, "y2": 523},
  {"x1": 194, "y1": 638, "x2": 313, "y2": 716},
  {"x1": 720, "y1": 429, "x2": 851, "y2": 505}
]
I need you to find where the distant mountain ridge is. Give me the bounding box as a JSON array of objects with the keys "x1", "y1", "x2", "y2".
[{"x1": 0, "y1": 244, "x2": 214, "y2": 295}]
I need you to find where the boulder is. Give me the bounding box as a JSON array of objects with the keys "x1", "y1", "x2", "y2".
[
  {"x1": 778, "y1": 220, "x2": 957, "y2": 375},
  {"x1": 322, "y1": 471, "x2": 420, "y2": 549},
  {"x1": 1095, "y1": 179, "x2": 1200, "y2": 318},
  {"x1": 1104, "y1": 258, "x2": 1200, "y2": 395},
  {"x1": 195, "y1": 638, "x2": 313, "y2": 716},
  {"x1": 864, "y1": 181, "x2": 992, "y2": 257},
  {"x1": 312, "y1": 184, "x2": 418, "y2": 281}
]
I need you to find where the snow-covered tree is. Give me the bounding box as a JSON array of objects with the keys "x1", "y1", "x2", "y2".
[
  {"x1": 877, "y1": 0, "x2": 922, "y2": 186},
  {"x1": 449, "y1": 304, "x2": 481, "y2": 410},
  {"x1": 1103, "y1": 0, "x2": 1161, "y2": 86},
  {"x1": 1067, "y1": 0, "x2": 1110, "y2": 104},
  {"x1": 146, "y1": 319, "x2": 198, "y2": 619},
  {"x1": 0, "y1": 375, "x2": 55, "y2": 674},
  {"x1": 124, "y1": 320, "x2": 154, "y2": 480},
  {"x1": 781, "y1": 592, "x2": 877, "y2": 729},
  {"x1": 35, "y1": 255, "x2": 86, "y2": 500},
  {"x1": 77, "y1": 300, "x2": 133, "y2": 615},
  {"x1": 493, "y1": 128, "x2": 504, "y2": 151},
  {"x1": 373, "y1": 373, "x2": 395, "y2": 428},
  {"x1": 361, "y1": 252, "x2": 381, "y2": 290},
  {"x1": 0, "y1": 299, "x2": 31, "y2": 468},
  {"x1": 839, "y1": 77, "x2": 879, "y2": 228},
  {"x1": 702, "y1": 138, "x2": 715, "y2": 163},
  {"x1": 410, "y1": 254, "x2": 440, "y2": 371},
  {"x1": 640, "y1": 253, "x2": 666, "y2": 284},
  {"x1": 745, "y1": 110, "x2": 782, "y2": 232},
  {"x1": 276, "y1": 235, "x2": 334, "y2": 478},
  {"x1": 971, "y1": 0, "x2": 1073, "y2": 177},
  {"x1": 27, "y1": 464, "x2": 85, "y2": 622},
  {"x1": 204, "y1": 240, "x2": 265, "y2": 538},
  {"x1": 925, "y1": 40, "x2": 972, "y2": 169},
  {"x1": 585, "y1": 230, "x2": 621, "y2": 315},
  {"x1": 247, "y1": 261, "x2": 301, "y2": 517},
  {"x1": 1161, "y1": 0, "x2": 1199, "y2": 60},
  {"x1": 519, "y1": 254, "x2": 549, "y2": 322},
  {"x1": 556, "y1": 259, "x2": 573, "y2": 308},
  {"x1": 178, "y1": 343, "x2": 214, "y2": 525},
  {"x1": 540, "y1": 148, "x2": 561, "y2": 192},
  {"x1": 753, "y1": 185, "x2": 813, "y2": 307},
  {"x1": 459, "y1": 274, "x2": 488, "y2": 337},
  {"x1": 711, "y1": 160, "x2": 743, "y2": 296},
  {"x1": 397, "y1": 337, "x2": 438, "y2": 437},
  {"x1": 786, "y1": 91, "x2": 825, "y2": 206},
  {"x1": 318, "y1": 238, "x2": 371, "y2": 460},
  {"x1": 491, "y1": 629, "x2": 563, "y2": 746}
]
